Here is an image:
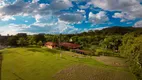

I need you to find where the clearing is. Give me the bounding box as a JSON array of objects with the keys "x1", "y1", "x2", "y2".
[{"x1": 0, "y1": 48, "x2": 136, "y2": 80}]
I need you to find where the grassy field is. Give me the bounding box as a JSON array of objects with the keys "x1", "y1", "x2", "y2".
[{"x1": 0, "y1": 47, "x2": 137, "y2": 80}]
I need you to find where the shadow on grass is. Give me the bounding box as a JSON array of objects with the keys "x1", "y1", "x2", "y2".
[
  {"x1": 27, "y1": 48, "x2": 60, "y2": 54},
  {"x1": 0, "y1": 52, "x2": 3, "y2": 80}
]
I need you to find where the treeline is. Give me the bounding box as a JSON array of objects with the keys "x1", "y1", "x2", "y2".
[{"x1": 0, "y1": 27, "x2": 142, "y2": 79}]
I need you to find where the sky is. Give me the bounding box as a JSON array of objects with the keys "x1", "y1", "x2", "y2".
[{"x1": 0, "y1": 0, "x2": 142, "y2": 35}]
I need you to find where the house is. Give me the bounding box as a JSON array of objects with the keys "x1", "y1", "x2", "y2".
[
  {"x1": 45, "y1": 42, "x2": 57, "y2": 49},
  {"x1": 45, "y1": 42, "x2": 80, "y2": 50},
  {"x1": 59, "y1": 42, "x2": 80, "y2": 50}
]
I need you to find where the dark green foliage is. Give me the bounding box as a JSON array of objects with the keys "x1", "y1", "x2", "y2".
[
  {"x1": 17, "y1": 38, "x2": 28, "y2": 46},
  {"x1": 27, "y1": 36, "x2": 36, "y2": 45},
  {"x1": 120, "y1": 35, "x2": 142, "y2": 80},
  {"x1": 37, "y1": 41, "x2": 43, "y2": 47},
  {"x1": 100, "y1": 35, "x2": 122, "y2": 51},
  {"x1": 34, "y1": 34, "x2": 46, "y2": 43},
  {"x1": 7, "y1": 36, "x2": 19, "y2": 46}
]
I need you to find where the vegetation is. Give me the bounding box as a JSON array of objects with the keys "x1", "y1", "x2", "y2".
[
  {"x1": 0, "y1": 26, "x2": 142, "y2": 79},
  {"x1": 1, "y1": 48, "x2": 136, "y2": 80}
]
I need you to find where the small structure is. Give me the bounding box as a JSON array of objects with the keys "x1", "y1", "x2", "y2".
[
  {"x1": 60, "y1": 42, "x2": 80, "y2": 50},
  {"x1": 45, "y1": 42, "x2": 57, "y2": 49}
]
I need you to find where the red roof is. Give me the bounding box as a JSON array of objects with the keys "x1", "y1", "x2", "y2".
[
  {"x1": 60, "y1": 42, "x2": 80, "y2": 49},
  {"x1": 45, "y1": 42, "x2": 57, "y2": 46}
]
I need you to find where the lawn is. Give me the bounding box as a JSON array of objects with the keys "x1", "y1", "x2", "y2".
[{"x1": 0, "y1": 47, "x2": 137, "y2": 80}]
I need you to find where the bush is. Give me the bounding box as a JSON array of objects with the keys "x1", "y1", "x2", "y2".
[{"x1": 95, "y1": 49, "x2": 114, "y2": 56}]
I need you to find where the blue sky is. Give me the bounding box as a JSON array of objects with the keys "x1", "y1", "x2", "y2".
[{"x1": 0, "y1": 0, "x2": 142, "y2": 35}]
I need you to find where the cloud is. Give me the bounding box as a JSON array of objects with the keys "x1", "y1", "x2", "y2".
[
  {"x1": 25, "y1": 20, "x2": 28, "y2": 23},
  {"x1": 0, "y1": 0, "x2": 73, "y2": 16},
  {"x1": 91, "y1": 0, "x2": 142, "y2": 18},
  {"x1": 0, "y1": 24, "x2": 28, "y2": 35},
  {"x1": 113, "y1": 12, "x2": 135, "y2": 22},
  {"x1": 89, "y1": 11, "x2": 109, "y2": 24},
  {"x1": 22, "y1": 21, "x2": 79, "y2": 34},
  {"x1": 59, "y1": 13, "x2": 84, "y2": 24},
  {"x1": 0, "y1": 0, "x2": 76, "y2": 24},
  {"x1": 0, "y1": 15, "x2": 16, "y2": 21},
  {"x1": 0, "y1": 0, "x2": 5, "y2": 6},
  {"x1": 91, "y1": 0, "x2": 138, "y2": 11},
  {"x1": 49, "y1": 0, "x2": 73, "y2": 11},
  {"x1": 134, "y1": 20, "x2": 142, "y2": 27},
  {"x1": 0, "y1": 0, "x2": 28, "y2": 16},
  {"x1": 0, "y1": 22, "x2": 79, "y2": 35}
]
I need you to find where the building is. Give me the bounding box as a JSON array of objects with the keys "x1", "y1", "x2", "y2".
[
  {"x1": 60, "y1": 42, "x2": 80, "y2": 50},
  {"x1": 45, "y1": 42, "x2": 80, "y2": 50},
  {"x1": 45, "y1": 42, "x2": 57, "y2": 49}
]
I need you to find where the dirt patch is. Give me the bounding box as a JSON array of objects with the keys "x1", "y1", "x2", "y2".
[
  {"x1": 53, "y1": 64, "x2": 135, "y2": 80},
  {"x1": 95, "y1": 56, "x2": 127, "y2": 67}
]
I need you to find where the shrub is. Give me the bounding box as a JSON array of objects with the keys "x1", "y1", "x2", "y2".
[{"x1": 95, "y1": 49, "x2": 114, "y2": 56}]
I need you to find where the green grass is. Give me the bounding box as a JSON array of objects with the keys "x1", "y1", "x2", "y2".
[{"x1": 0, "y1": 48, "x2": 137, "y2": 80}]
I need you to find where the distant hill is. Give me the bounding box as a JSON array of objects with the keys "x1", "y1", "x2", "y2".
[{"x1": 79, "y1": 27, "x2": 142, "y2": 36}]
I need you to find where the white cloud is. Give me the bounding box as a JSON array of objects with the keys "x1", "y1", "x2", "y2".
[
  {"x1": 113, "y1": 12, "x2": 135, "y2": 22},
  {"x1": 77, "y1": 10, "x2": 86, "y2": 14},
  {"x1": 22, "y1": 20, "x2": 79, "y2": 34},
  {"x1": 0, "y1": 0, "x2": 77, "y2": 24},
  {"x1": 89, "y1": 11, "x2": 109, "y2": 24},
  {"x1": 134, "y1": 20, "x2": 142, "y2": 27},
  {"x1": 91, "y1": 0, "x2": 142, "y2": 18},
  {"x1": 0, "y1": 15, "x2": 16, "y2": 21},
  {"x1": 0, "y1": 0, "x2": 73, "y2": 16},
  {"x1": 32, "y1": 0, "x2": 39, "y2": 3},
  {"x1": 91, "y1": 0, "x2": 138, "y2": 11},
  {"x1": 25, "y1": 20, "x2": 28, "y2": 22},
  {"x1": 0, "y1": 0, "x2": 5, "y2": 6},
  {"x1": 34, "y1": 14, "x2": 42, "y2": 22},
  {"x1": 0, "y1": 24, "x2": 28, "y2": 35}
]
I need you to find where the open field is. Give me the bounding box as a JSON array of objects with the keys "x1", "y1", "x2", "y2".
[
  {"x1": 95, "y1": 56, "x2": 127, "y2": 67},
  {"x1": 0, "y1": 48, "x2": 137, "y2": 80},
  {"x1": 54, "y1": 64, "x2": 135, "y2": 80}
]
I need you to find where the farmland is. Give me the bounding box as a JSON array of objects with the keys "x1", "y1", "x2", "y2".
[{"x1": 0, "y1": 47, "x2": 136, "y2": 80}]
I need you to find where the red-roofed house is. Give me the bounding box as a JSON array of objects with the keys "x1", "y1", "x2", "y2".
[
  {"x1": 60, "y1": 42, "x2": 80, "y2": 49},
  {"x1": 45, "y1": 42, "x2": 57, "y2": 49}
]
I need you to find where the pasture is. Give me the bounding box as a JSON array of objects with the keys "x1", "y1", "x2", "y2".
[{"x1": 0, "y1": 48, "x2": 136, "y2": 80}]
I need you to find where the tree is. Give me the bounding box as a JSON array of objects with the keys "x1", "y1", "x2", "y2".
[
  {"x1": 100, "y1": 35, "x2": 122, "y2": 51},
  {"x1": 28, "y1": 36, "x2": 36, "y2": 45},
  {"x1": 34, "y1": 34, "x2": 46, "y2": 43},
  {"x1": 8, "y1": 36, "x2": 19, "y2": 46},
  {"x1": 120, "y1": 34, "x2": 142, "y2": 80},
  {"x1": 37, "y1": 41, "x2": 43, "y2": 47},
  {"x1": 17, "y1": 38, "x2": 28, "y2": 47}
]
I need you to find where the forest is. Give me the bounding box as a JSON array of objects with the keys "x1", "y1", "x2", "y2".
[{"x1": 0, "y1": 26, "x2": 142, "y2": 79}]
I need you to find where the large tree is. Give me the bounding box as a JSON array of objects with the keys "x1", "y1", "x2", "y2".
[{"x1": 17, "y1": 38, "x2": 28, "y2": 47}]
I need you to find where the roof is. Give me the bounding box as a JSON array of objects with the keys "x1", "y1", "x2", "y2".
[
  {"x1": 60, "y1": 42, "x2": 80, "y2": 49},
  {"x1": 45, "y1": 42, "x2": 57, "y2": 46}
]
